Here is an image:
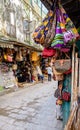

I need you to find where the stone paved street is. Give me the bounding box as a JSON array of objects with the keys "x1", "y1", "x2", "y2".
[{"x1": 0, "y1": 80, "x2": 63, "y2": 130}]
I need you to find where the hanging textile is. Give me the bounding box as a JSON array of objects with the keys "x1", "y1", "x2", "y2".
[
  {"x1": 51, "y1": 4, "x2": 79, "y2": 48},
  {"x1": 51, "y1": 9, "x2": 64, "y2": 48},
  {"x1": 42, "y1": 48, "x2": 56, "y2": 57},
  {"x1": 59, "y1": 4, "x2": 79, "y2": 40},
  {"x1": 59, "y1": 5, "x2": 78, "y2": 44},
  {"x1": 43, "y1": 14, "x2": 56, "y2": 47},
  {"x1": 31, "y1": 52, "x2": 39, "y2": 61},
  {"x1": 32, "y1": 3, "x2": 57, "y2": 47},
  {"x1": 33, "y1": 9, "x2": 54, "y2": 46},
  {"x1": 62, "y1": 74, "x2": 71, "y2": 128},
  {"x1": 16, "y1": 48, "x2": 23, "y2": 62},
  {"x1": 33, "y1": 1, "x2": 79, "y2": 49}
]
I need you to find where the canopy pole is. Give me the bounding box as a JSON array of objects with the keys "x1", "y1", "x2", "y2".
[
  {"x1": 71, "y1": 43, "x2": 75, "y2": 109},
  {"x1": 74, "y1": 52, "x2": 78, "y2": 101}
]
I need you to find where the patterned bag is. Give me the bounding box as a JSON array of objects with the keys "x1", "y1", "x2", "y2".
[
  {"x1": 43, "y1": 14, "x2": 56, "y2": 47},
  {"x1": 33, "y1": 10, "x2": 54, "y2": 45},
  {"x1": 51, "y1": 9, "x2": 64, "y2": 48},
  {"x1": 62, "y1": 91, "x2": 71, "y2": 102},
  {"x1": 59, "y1": 4, "x2": 79, "y2": 43}
]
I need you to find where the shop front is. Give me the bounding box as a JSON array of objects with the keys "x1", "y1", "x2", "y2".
[{"x1": 0, "y1": 40, "x2": 41, "y2": 92}]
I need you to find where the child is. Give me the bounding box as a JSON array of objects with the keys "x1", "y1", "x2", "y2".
[{"x1": 54, "y1": 81, "x2": 63, "y2": 120}]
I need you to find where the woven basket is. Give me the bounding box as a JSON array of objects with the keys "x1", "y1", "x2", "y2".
[{"x1": 54, "y1": 59, "x2": 71, "y2": 73}]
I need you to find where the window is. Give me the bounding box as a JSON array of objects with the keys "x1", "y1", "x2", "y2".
[
  {"x1": 42, "y1": 4, "x2": 48, "y2": 14},
  {"x1": 23, "y1": 20, "x2": 29, "y2": 32},
  {"x1": 10, "y1": 12, "x2": 15, "y2": 25},
  {"x1": 37, "y1": 0, "x2": 41, "y2": 8}
]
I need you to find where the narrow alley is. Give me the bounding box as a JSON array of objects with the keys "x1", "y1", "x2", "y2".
[{"x1": 0, "y1": 81, "x2": 63, "y2": 130}]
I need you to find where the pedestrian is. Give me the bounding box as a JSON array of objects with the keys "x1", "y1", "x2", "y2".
[
  {"x1": 54, "y1": 81, "x2": 63, "y2": 120},
  {"x1": 36, "y1": 66, "x2": 44, "y2": 83},
  {"x1": 46, "y1": 64, "x2": 53, "y2": 81}
]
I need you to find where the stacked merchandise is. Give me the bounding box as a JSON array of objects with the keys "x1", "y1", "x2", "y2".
[
  {"x1": 0, "y1": 47, "x2": 33, "y2": 90},
  {"x1": 0, "y1": 48, "x2": 18, "y2": 89},
  {"x1": 16, "y1": 61, "x2": 32, "y2": 83},
  {"x1": 0, "y1": 63, "x2": 17, "y2": 89},
  {"x1": 14, "y1": 49, "x2": 32, "y2": 83}
]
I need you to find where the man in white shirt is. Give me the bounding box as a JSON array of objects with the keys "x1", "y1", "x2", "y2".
[{"x1": 46, "y1": 65, "x2": 53, "y2": 81}]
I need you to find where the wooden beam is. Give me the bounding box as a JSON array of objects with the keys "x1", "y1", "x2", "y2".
[{"x1": 61, "y1": 0, "x2": 74, "y2": 6}]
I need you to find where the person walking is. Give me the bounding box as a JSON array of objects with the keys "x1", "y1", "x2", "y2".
[
  {"x1": 46, "y1": 65, "x2": 53, "y2": 81},
  {"x1": 36, "y1": 66, "x2": 44, "y2": 83}
]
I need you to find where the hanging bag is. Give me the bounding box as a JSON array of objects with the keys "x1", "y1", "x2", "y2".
[
  {"x1": 42, "y1": 48, "x2": 56, "y2": 57},
  {"x1": 33, "y1": 9, "x2": 54, "y2": 46},
  {"x1": 54, "y1": 51, "x2": 71, "y2": 73},
  {"x1": 43, "y1": 14, "x2": 56, "y2": 47},
  {"x1": 59, "y1": 4, "x2": 79, "y2": 43},
  {"x1": 7, "y1": 55, "x2": 13, "y2": 62},
  {"x1": 51, "y1": 9, "x2": 64, "y2": 48},
  {"x1": 16, "y1": 48, "x2": 23, "y2": 62},
  {"x1": 62, "y1": 87, "x2": 71, "y2": 102}
]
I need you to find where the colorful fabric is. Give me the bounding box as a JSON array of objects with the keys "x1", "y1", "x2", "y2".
[
  {"x1": 31, "y1": 52, "x2": 39, "y2": 61},
  {"x1": 33, "y1": 2, "x2": 79, "y2": 49},
  {"x1": 51, "y1": 10, "x2": 64, "y2": 48},
  {"x1": 33, "y1": 10, "x2": 54, "y2": 46},
  {"x1": 59, "y1": 4, "x2": 79, "y2": 42},
  {"x1": 42, "y1": 48, "x2": 56, "y2": 57},
  {"x1": 44, "y1": 13, "x2": 56, "y2": 47}
]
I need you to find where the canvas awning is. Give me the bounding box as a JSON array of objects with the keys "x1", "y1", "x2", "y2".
[{"x1": 0, "y1": 41, "x2": 14, "y2": 48}]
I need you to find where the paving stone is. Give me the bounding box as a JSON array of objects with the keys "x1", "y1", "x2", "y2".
[
  {"x1": 1, "y1": 124, "x2": 15, "y2": 130},
  {"x1": 10, "y1": 109, "x2": 19, "y2": 113},
  {"x1": 13, "y1": 121, "x2": 26, "y2": 127},
  {"x1": 0, "y1": 80, "x2": 63, "y2": 130},
  {"x1": 18, "y1": 110, "x2": 29, "y2": 115},
  {"x1": 0, "y1": 120, "x2": 6, "y2": 127}
]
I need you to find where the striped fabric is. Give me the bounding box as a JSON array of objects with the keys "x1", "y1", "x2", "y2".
[{"x1": 51, "y1": 10, "x2": 64, "y2": 48}]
